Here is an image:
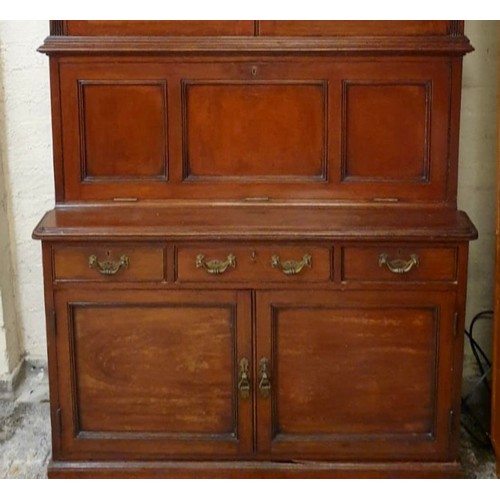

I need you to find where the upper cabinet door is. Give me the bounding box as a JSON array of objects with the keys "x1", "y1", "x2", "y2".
[
  {"x1": 255, "y1": 290, "x2": 458, "y2": 461},
  {"x1": 258, "y1": 21, "x2": 453, "y2": 36},
  {"x1": 64, "y1": 21, "x2": 255, "y2": 36},
  {"x1": 53, "y1": 289, "x2": 253, "y2": 461}
]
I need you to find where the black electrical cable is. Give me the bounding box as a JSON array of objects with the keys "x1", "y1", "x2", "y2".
[
  {"x1": 460, "y1": 309, "x2": 493, "y2": 449},
  {"x1": 467, "y1": 310, "x2": 493, "y2": 392},
  {"x1": 461, "y1": 398, "x2": 493, "y2": 450}
]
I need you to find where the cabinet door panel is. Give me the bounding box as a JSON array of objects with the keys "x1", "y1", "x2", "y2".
[
  {"x1": 55, "y1": 290, "x2": 252, "y2": 460},
  {"x1": 256, "y1": 290, "x2": 456, "y2": 460}
]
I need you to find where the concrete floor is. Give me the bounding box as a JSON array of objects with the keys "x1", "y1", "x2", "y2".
[{"x1": 0, "y1": 365, "x2": 497, "y2": 479}]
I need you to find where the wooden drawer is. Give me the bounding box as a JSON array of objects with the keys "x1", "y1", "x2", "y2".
[
  {"x1": 53, "y1": 245, "x2": 165, "y2": 282},
  {"x1": 341, "y1": 246, "x2": 457, "y2": 283},
  {"x1": 176, "y1": 245, "x2": 332, "y2": 283}
]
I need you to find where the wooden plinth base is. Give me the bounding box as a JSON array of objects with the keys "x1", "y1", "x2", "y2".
[{"x1": 48, "y1": 460, "x2": 464, "y2": 479}]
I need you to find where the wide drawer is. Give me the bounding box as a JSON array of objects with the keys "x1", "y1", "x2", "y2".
[
  {"x1": 53, "y1": 245, "x2": 165, "y2": 282},
  {"x1": 341, "y1": 246, "x2": 457, "y2": 283},
  {"x1": 176, "y1": 245, "x2": 332, "y2": 283}
]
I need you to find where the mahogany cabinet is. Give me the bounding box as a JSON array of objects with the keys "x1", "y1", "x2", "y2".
[{"x1": 34, "y1": 21, "x2": 476, "y2": 478}]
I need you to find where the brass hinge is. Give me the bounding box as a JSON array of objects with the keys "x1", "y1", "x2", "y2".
[
  {"x1": 56, "y1": 407, "x2": 62, "y2": 434},
  {"x1": 453, "y1": 312, "x2": 459, "y2": 338},
  {"x1": 372, "y1": 197, "x2": 400, "y2": 203},
  {"x1": 112, "y1": 197, "x2": 138, "y2": 203},
  {"x1": 448, "y1": 410, "x2": 454, "y2": 436},
  {"x1": 243, "y1": 197, "x2": 270, "y2": 202}
]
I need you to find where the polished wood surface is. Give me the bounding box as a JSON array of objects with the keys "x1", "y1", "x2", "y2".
[
  {"x1": 256, "y1": 290, "x2": 457, "y2": 460},
  {"x1": 35, "y1": 20, "x2": 475, "y2": 478},
  {"x1": 185, "y1": 83, "x2": 325, "y2": 180},
  {"x1": 53, "y1": 21, "x2": 461, "y2": 38},
  {"x1": 176, "y1": 244, "x2": 331, "y2": 283},
  {"x1": 53, "y1": 245, "x2": 165, "y2": 282},
  {"x1": 33, "y1": 206, "x2": 477, "y2": 242},
  {"x1": 65, "y1": 21, "x2": 255, "y2": 37},
  {"x1": 344, "y1": 83, "x2": 428, "y2": 181},
  {"x1": 47, "y1": 460, "x2": 464, "y2": 479},
  {"x1": 53, "y1": 289, "x2": 252, "y2": 459},
  {"x1": 258, "y1": 21, "x2": 453, "y2": 37},
  {"x1": 81, "y1": 82, "x2": 167, "y2": 180},
  {"x1": 341, "y1": 246, "x2": 458, "y2": 283},
  {"x1": 56, "y1": 59, "x2": 452, "y2": 203}
]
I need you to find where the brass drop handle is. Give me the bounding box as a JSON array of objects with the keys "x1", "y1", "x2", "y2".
[
  {"x1": 238, "y1": 358, "x2": 251, "y2": 400},
  {"x1": 196, "y1": 253, "x2": 236, "y2": 275},
  {"x1": 378, "y1": 253, "x2": 419, "y2": 274},
  {"x1": 259, "y1": 358, "x2": 271, "y2": 399},
  {"x1": 271, "y1": 254, "x2": 312, "y2": 275},
  {"x1": 89, "y1": 254, "x2": 129, "y2": 276}
]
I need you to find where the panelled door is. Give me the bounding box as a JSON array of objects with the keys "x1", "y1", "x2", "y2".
[
  {"x1": 54, "y1": 289, "x2": 252, "y2": 461},
  {"x1": 255, "y1": 290, "x2": 457, "y2": 461}
]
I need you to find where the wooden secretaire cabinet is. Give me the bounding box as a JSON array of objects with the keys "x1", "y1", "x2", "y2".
[{"x1": 33, "y1": 21, "x2": 477, "y2": 478}]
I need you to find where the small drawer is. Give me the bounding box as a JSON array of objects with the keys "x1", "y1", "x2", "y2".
[
  {"x1": 176, "y1": 245, "x2": 332, "y2": 283},
  {"x1": 53, "y1": 245, "x2": 165, "y2": 282},
  {"x1": 341, "y1": 246, "x2": 457, "y2": 283}
]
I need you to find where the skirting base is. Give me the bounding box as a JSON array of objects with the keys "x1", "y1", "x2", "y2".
[{"x1": 48, "y1": 460, "x2": 464, "y2": 479}]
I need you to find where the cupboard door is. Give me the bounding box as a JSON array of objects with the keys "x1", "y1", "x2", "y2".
[
  {"x1": 54, "y1": 289, "x2": 252, "y2": 460},
  {"x1": 256, "y1": 290, "x2": 457, "y2": 460}
]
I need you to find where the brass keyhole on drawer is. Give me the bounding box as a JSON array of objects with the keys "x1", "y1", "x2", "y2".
[{"x1": 251, "y1": 65, "x2": 258, "y2": 76}]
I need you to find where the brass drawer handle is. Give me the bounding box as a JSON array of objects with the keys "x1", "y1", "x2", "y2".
[
  {"x1": 271, "y1": 254, "x2": 312, "y2": 275},
  {"x1": 89, "y1": 254, "x2": 129, "y2": 276},
  {"x1": 259, "y1": 358, "x2": 271, "y2": 399},
  {"x1": 196, "y1": 253, "x2": 236, "y2": 275},
  {"x1": 378, "y1": 253, "x2": 419, "y2": 274},
  {"x1": 238, "y1": 358, "x2": 251, "y2": 400}
]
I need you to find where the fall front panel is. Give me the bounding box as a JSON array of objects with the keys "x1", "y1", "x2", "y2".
[{"x1": 58, "y1": 60, "x2": 450, "y2": 202}]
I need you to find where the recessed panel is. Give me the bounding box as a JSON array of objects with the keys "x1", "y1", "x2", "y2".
[
  {"x1": 258, "y1": 21, "x2": 451, "y2": 37},
  {"x1": 274, "y1": 306, "x2": 436, "y2": 435},
  {"x1": 343, "y1": 82, "x2": 430, "y2": 181},
  {"x1": 66, "y1": 20, "x2": 255, "y2": 36},
  {"x1": 80, "y1": 82, "x2": 168, "y2": 180},
  {"x1": 72, "y1": 304, "x2": 235, "y2": 434},
  {"x1": 184, "y1": 82, "x2": 326, "y2": 181}
]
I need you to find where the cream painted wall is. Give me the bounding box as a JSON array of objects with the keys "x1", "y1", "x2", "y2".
[
  {"x1": 458, "y1": 21, "x2": 499, "y2": 374},
  {"x1": 0, "y1": 21, "x2": 53, "y2": 371},
  {"x1": 0, "y1": 21, "x2": 497, "y2": 377}
]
